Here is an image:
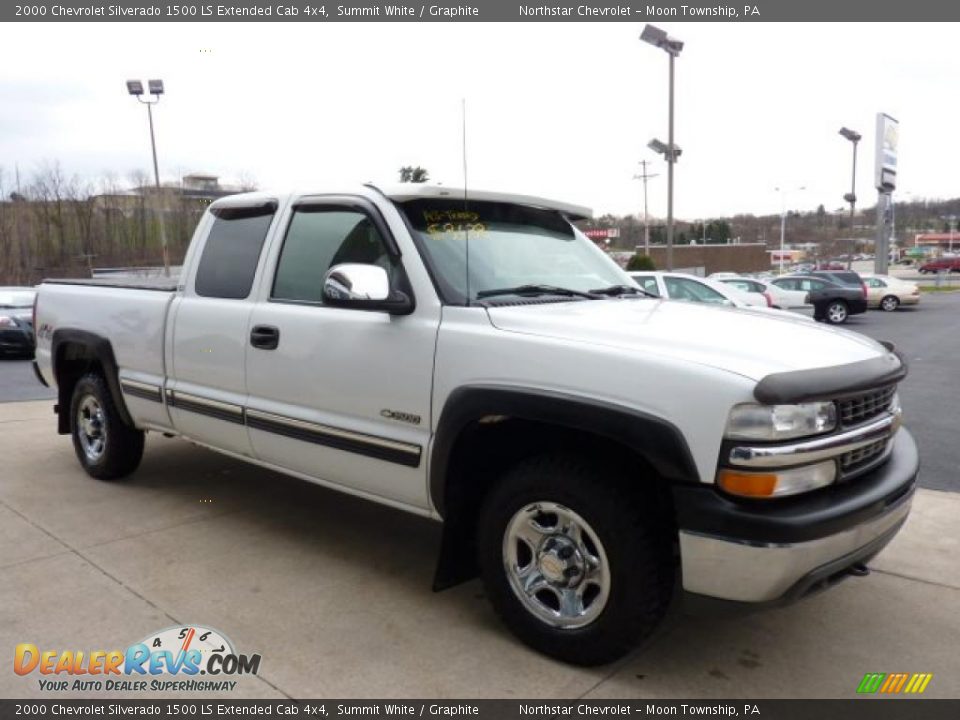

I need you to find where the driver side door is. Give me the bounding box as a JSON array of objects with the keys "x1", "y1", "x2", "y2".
[{"x1": 243, "y1": 197, "x2": 440, "y2": 511}]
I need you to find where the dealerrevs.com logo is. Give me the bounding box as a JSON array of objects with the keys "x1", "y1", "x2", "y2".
[{"x1": 14, "y1": 625, "x2": 261, "y2": 693}]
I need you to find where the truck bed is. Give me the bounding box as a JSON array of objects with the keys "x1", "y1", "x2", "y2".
[
  {"x1": 43, "y1": 277, "x2": 178, "y2": 292},
  {"x1": 35, "y1": 279, "x2": 177, "y2": 389}
]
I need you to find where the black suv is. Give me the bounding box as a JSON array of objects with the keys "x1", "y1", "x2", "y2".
[
  {"x1": 774, "y1": 275, "x2": 867, "y2": 324},
  {"x1": 806, "y1": 270, "x2": 868, "y2": 293}
]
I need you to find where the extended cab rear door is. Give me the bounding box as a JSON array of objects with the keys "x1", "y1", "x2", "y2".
[
  {"x1": 242, "y1": 194, "x2": 440, "y2": 512},
  {"x1": 166, "y1": 198, "x2": 280, "y2": 456}
]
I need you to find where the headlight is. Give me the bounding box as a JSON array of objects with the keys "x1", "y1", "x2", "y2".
[
  {"x1": 0, "y1": 316, "x2": 16, "y2": 328},
  {"x1": 718, "y1": 461, "x2": 836, "y2": 498},
  {"x1": 725, "y1": 402, "x2": 837, "y2": 441}
]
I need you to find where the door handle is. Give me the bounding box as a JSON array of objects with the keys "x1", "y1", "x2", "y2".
[{"x1": 250, "y1": 325, "x2": 280, "y2": 350}]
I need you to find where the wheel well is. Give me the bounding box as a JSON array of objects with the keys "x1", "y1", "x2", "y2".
[
  {"x1": 51, "y1": 332, "x2": 131, "y2": 434},
  {"x1": 432, "y1": 416, "x2": 679, "y2": 591}
]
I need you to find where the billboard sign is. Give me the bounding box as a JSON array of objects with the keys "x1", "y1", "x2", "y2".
[{"x1": 875, "y1": 113, "x2": 899, "y2": 192}]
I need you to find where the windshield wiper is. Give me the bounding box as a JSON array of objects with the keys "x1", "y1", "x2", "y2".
[
  {"x1": 588, "y1": 284, "x2": 656, "y2": 298},
  {"x1": 476, "y1": 284, "x2": 601, "y2": 300}
]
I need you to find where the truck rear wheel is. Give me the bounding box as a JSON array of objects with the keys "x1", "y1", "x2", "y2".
[
  {"x1": 70, "y1": 373, "x2": 144, "y2": 480},
  {"x1": 477, "y1": 453, "x2": 673, "y2": 666}
]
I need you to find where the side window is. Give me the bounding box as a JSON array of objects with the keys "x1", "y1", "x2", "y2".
[
  {"x1": 665, "y1": 277, "x2": 727, "y2": 304},
  {"x1": 637, "y1": 277, "x2": 660, "y2": 297},
  {"x1": 195, "y1": 209, "x2": 275, "y2": 299},
  {"x1": 776, "y1": 279, "x2": 796, "y2": 290},
  {"x1": 272, "y1": 208, "x2": 394, "y2": 304}
]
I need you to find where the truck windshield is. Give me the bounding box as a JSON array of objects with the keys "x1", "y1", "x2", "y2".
[{"x1": 397, "y1": 199, "x2": 629, "y2": 304}]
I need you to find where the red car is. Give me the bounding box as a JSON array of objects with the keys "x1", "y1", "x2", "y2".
[{"x1": 918, "y1": 257, "x2": 960, "y2": 273}]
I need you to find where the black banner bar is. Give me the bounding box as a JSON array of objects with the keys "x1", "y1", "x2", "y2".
[
  {"x1": 2, "y1": 700, "x2": 960, "y2": 720},
  {"x1": 5, "y1": 0, "x2": 960, "y2": 22}
]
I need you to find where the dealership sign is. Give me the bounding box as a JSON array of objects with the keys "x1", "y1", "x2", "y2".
[
  {"x1": 584, "y1": 228, "x2": 620, "y2": 241},
  {"x1": 875, "y1": 113, "x2": 899, "y2": 192}
]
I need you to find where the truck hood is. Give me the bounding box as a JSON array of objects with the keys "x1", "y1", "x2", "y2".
[{"x1": 486, "y1": 298, "x2": 887, "y2": 381}]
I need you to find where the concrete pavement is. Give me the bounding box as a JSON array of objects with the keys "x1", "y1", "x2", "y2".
[{"x1": 2, "y1": 399, "x2": 958, "y2": 700}]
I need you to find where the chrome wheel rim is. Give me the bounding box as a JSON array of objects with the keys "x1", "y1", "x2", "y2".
[
  {"x1": 77, "y1": 395, "x2": 106, "y2": 462},
  {"x1": 881, "y1": 297, "x2": 898, "y2": 311},
  {"x1": 828, "y1": 304, "x2": 847, "y2": 322},
  {"x1": 502, "y1": 502, "x2": 610, "y2": 629}
]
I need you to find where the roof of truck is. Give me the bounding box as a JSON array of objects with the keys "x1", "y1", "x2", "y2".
[{"x1": 208, "y1": 185, "x2": 593, "y2": 220}]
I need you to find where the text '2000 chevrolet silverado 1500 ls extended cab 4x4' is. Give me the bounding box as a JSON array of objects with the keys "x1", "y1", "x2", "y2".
[{"x1": 33, "y1": 184, "x2": 918, "y2": 665}]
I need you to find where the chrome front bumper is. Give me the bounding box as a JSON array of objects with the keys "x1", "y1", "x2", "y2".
[{"x1": 676, "y1": 429, "x2": 918, "y2": 604}]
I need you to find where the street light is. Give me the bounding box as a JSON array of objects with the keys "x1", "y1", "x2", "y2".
[
  {"x1": 127, "y1": 78, "x2": 169, "y2": 276},
  {"x1": 838, "y1": 126, "x2": 861, "y2": 269},
  {"x1": 640, "y1": 24, "x2": 683, "y2": 270},
  {"x1": 775, "y1": 186, "x2": 806, "y2": 274}
]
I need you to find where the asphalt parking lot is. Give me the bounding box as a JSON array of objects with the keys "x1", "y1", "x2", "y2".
[{"x1": 1, "y1": 293, "x2": 958, "y2": 700}]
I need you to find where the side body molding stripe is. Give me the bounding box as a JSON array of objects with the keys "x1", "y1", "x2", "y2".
[
  {"x1": 167, "y1": 390, "x2": 246, "y2": 425},
  {"x1": 246, "y1": 409, "x2": 422, "y2": 468},
  {"x1": 118, "y1": 382, "x2": 421, "y2": 468},
  {"x1": 119, "y1": 379, "x2": 163, "y2": 403}
]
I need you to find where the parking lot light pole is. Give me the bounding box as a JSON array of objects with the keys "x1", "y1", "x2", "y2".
[
  {"x1": 640, "y1": 24, "x2": 683, "y2": 271},
  {"x1": 126, "y1": 79, "x2": 170, "y2": 276},
  {"x1": 839, "y1": 127, "x2": 861, "y2": 270}
]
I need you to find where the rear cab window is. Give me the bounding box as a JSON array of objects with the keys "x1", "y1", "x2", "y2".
[{"x1": 195, "y1": 205, "x2": 277, "y2": 299}]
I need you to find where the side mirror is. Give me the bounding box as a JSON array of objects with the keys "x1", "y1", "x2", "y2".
[{"x1": 322, "y1": 263, "x2": 414, "y2": 315}]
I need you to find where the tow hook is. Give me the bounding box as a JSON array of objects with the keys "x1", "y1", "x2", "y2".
[{"x1": 848, "y1": 563, "x2": 870, "y2": 577}]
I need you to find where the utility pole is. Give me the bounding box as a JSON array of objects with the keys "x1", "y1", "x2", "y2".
[{"x1": 633, "y1": 160, "x2": 659, "y2": 255}]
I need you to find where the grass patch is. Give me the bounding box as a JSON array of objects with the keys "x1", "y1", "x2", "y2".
[{"x1": 918, "y1": 285, "x2": 960, "y2": 293}]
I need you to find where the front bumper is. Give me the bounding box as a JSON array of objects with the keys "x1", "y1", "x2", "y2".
[{"x1": 673, "y1": 428, "x2": 918, "y2": 604}]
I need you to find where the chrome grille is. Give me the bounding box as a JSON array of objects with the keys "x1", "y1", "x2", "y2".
[
  {"x1": 840, "y1": 439, "x2": 889, "y2": 471},
  {"x1": 838, "y1": 386, "x2": 896, "y2": 427}
]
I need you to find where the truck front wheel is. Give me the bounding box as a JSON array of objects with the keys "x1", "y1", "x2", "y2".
[
  {"x1": 70, "y1": 373, "x2": 144, "y2": 480},
  {"x1": 477, "y1": 453, "x2": 674, "y2": 666}
]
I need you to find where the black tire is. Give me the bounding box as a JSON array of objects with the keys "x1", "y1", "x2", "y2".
[
  {"x1": 824, "y1": 300, "x2": 849, "y2": 324},
  {"x1": 880, "y1": 295, "x2": 900, "y2": 312},
  {"x1": 477, "y1": 453, "x2": 674, "y2": 666},
  {"x1": 70, "y1": 373, "x2": 144, "y2": 480}
]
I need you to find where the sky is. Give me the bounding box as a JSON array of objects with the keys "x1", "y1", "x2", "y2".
[{"x1": 0, "y1": 22, "x2": 957, "y2": 220}]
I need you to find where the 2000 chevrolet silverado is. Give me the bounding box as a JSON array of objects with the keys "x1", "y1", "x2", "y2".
[{"x1": 33, "y1": 184, "x2": 918, "y2": 665}]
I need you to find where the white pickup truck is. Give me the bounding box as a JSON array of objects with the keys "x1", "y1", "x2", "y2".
[{"x1": 33, "y1": 184, "x2": 918, "y2": 665}]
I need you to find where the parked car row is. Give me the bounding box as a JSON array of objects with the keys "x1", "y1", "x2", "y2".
[
  {"x1": 687, "y1": 269, "x2": 921, "y2": 324},
  {"x1": 629, "y1": 272, "x2": 815, "y2": 322}
]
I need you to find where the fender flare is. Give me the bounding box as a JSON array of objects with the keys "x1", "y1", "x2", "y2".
[
  {"x1": 51, "y1": 329, "x2": 133, "y2": 433},
  {"x1": 429, "y1": 385, "x2": 700, "y2": 517}
]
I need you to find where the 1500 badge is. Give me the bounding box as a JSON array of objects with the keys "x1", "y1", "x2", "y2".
[{"x1": 381, "y1": 409, "x2": 421, "y2": 425}]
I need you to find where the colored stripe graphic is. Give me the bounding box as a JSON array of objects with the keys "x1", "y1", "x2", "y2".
[
  {"x1": 858, "y1": 672, "x2": 933, "y2": 694},
  {"x1": 857, "y1": 673, "x2": 886, "y2": 693}
]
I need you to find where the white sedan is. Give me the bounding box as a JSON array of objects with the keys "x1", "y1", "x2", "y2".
[
  {"x1": 716, "y1": 276, "x2": 796, "y2": 309},
  {"x1": 629, "y1": 272, "x2": 812, "y2": 320},
  {"x1": 861, "y1": 274, "x2": 921, "y2": 311}
]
